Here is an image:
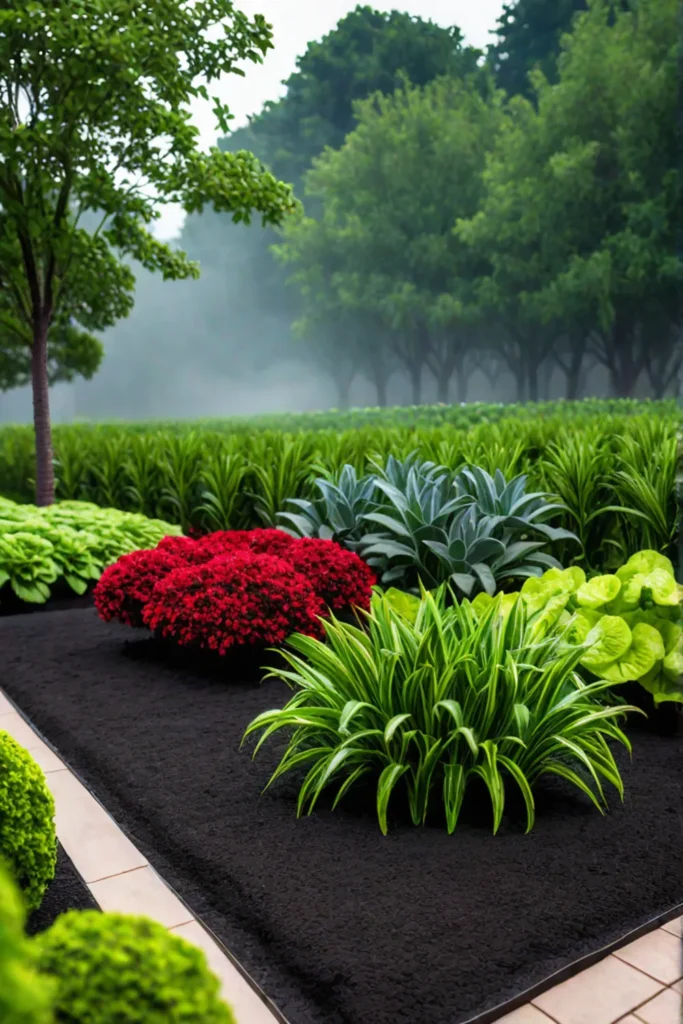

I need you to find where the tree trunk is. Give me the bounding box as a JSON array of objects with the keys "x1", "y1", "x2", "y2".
[
  {"x1": 436, "y1": 372, "x2": 449, "y2": 404},
  {"x1": 375, "y1": 375, "x2": 388, "y2": 407},
  {"x1": 335, "y1": 374, "x2": 353, "y2": 410},
  {"x1": 526, "y1": 360, "x2": 539, "y2": 403},
  {"x1": 514, "y1": 369, "x2": 526, "y2": 403},
  {"x1": 31, "y1": 320, "x2": 55, "y2": 506},
  {"x1": 409, "y1": 365, "x2": 422, "y2": 405},
  {"x1": 455, "y1": 368, "x2": 468, "y2": 404},
  {"x1": 540, "y1": 360, "x2": 554, "y2": 401},
  {"x1": 565, "y1": 346, "x2": 585, "y2": 400},
  {"x1": 610, "y1": 360, "x2": 639, "y2": 398}
]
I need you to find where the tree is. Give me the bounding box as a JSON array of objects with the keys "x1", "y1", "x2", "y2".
[
  {"x1": 0, "y1": 316, "x2": 103, "y2": 393},
  {"x1": 0, "y1": 0, "x2": 297, "y2": 504},
  {"x1": 274, "y1": 74, "x2": 504, "y2": 405},
  {"x1": 242, "y1": 5, "x2": 485, "y2": 188},
  {"x1": 459, "y1": 0, "x2": 682, "y2": 400},
  {"x1": 488, "y1": 0, "x2": 590, "y2": 99}
]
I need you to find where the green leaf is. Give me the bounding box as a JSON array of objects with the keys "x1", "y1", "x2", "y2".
[{"x1": 575, "y1": 575, "x2": 621, "y2": 610}]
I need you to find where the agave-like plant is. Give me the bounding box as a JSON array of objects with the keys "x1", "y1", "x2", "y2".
[
  {"x1": 276, "y1": 464, "x2": 378, "y2": 553},
  {"x1": 360, "y1": 468, "x2": 576, "y2": 595},
  {"x1": 453, "y1": 465, "x2": 578, "y2": 545},
  {"x1": 360, "y1": 466, "x2": 469, "y2": 586},
  {"x1": 244, "y1": 588, "x2": 638, "y2": 835}
]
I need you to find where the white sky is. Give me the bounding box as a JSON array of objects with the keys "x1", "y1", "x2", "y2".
[{"x1": 156, "y1": 0, "x2": 505, "y2": 239}]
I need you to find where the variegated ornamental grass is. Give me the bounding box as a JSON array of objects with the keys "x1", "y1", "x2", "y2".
[{"x1": 244, "y1": 589, "x2": 640, "y2": 835}]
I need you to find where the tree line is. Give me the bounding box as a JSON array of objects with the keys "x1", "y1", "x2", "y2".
[{"x1": 271, "y1": 0, "x2": 682, "y2": 406}]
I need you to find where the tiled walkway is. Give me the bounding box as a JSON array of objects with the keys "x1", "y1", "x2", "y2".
[
  {"x1": 2, "y1": 688, "x2": 681, "y2": 1024},
  {"x1": 0, "y1": 691, "x2": 279, "y2": 1024}
]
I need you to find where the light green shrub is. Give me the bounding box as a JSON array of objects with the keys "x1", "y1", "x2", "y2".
[
  {"x1": 0, "y1": 731, "x2": 56, "y2": 910},
  {"x1": 0, "y1": 859, "x2": 53, "y2": 1024},
  {"x1": 33, "y1": 911, "x2": 236, "y2": 1024}
]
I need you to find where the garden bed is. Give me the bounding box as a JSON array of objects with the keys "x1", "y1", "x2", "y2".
[
  {"x1": 27, "y1": 842, "x2": 99, "y2": 936},
  {"x1": 2, "y1": 607, "x2": 682, "y2": 1024}
]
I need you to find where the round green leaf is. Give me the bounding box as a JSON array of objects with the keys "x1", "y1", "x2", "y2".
[
  {"x1": 598, "y1": 623, "x2": 666, "y2": 683},
  {"x1": 580, "y1": 615, "x2": 632, "y2": 672},
  {"x1": 575, "y1": 574, "x2": 621, "y2": 610}
]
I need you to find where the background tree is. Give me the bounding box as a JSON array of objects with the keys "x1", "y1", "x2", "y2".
[
  {"x1": 459, "y1": 0, "x2": 682, "y2": 399},
  {"x1": 488, "y1": 0, "x2": 590, "y2": 98},
  {"x1": 0, "y1": 0, "x2": 296, "y2": 503},
  {"x1": 274, "y1": 74, "x2": 504, "y2": 405}
]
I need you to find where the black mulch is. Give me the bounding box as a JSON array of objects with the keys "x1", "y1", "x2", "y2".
[
  {"x1": 2, "y1": 608, "x2": 683, "y2": 1024},
  {"x1": 27, "y1": 842, "x2": 99, "y2": 936}
]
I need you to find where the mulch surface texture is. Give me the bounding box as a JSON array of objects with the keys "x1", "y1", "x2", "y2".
[
  {"x1": 2, "y1": 608, "x2": 682, "y2": 1024},
  {"x1": 27, "y1": 842, "x2": 99, "y2": 936}
]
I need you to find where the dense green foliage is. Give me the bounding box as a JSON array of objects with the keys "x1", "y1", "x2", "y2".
[
  {"x1": 0, "y1": 407, "x2": 677, "y2": 574},
  {"x1": 0, "y1": 499, "x2": 180, "y2": 604},
  {"x1": 33, "y1": 911, "x2": 235, "y2": 1024},
  {"x1": 0, "y1": 861, "x2": 53, "y2": 1024},
  {"x1": 0, "y1": 0, "x2": 298, "y2": 504},
  {"x1": 280, "y1": 457, "x2": 578, "y2": 596},
  {"x1": 244, "y1": 588, "x2": 637, "y2": 835},
  {"x1": 0, "y1": 733, "x2": 56, "y2": 911},
  {"x1": 272, "y1": 0, "x2": 681, "y2": 405},
  {"x1": 473, "y1": 554, "x2": 683, "y2": 704}
]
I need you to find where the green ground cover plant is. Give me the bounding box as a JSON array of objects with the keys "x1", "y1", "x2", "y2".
[
  {"x1": 472, "y1": 554, "x2": 683, "y2": 705},
  {"x1": 0, "y1": 499, "x2": 180, "y2": 604},
  {"x1": 244, "y1": 588, "x2": 639, "y2": 835}
]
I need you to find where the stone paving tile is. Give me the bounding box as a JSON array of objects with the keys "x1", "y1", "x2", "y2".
[
  {"x1": 89, "y1": 866, "x2": 193, "y2": 929},
  {"x1": 28, "y1": 742, "x2": 65, "y2": 774},
  {"x1": 172, "y1": 920, "x2": 278, "y2": 1024},
  {"x1": 614, "y1": 930, "x2": 683, "y2": 986},
  {"x1": 661, "y1": 918, "x2": 683, "y2": 938},
  {"x1": 532, "y1": 955, "x2": 663, "y2": 1024},
  {"x1": 632, "y1": 987, "x2": 683, "y2": 1024},
  {"x1": 0, "y1": 710, "x2": 44, "y2": 748},
  {"x1": 48, "y1": 769, "x2": 147, "y2": 883},
  {"x1": 0, "y1": 692, "x2": 13, "y2": 714}
]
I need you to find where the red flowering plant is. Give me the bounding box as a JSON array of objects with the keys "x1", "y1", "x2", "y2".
[
  {"x1": 93, "y1": 549, "x2": 186, "y2": 627},
  {"x1": 142, "y1": 552, "x2": 326, "y2": 655},
  {"x1": 193, "y1": 528, "x2": 297, "y2": 561},
  {"x1": 287, "y1": 538, "x2": 376, "y2": 614},
  {"x1": 95, "y1": 529, "x2": 376, "y2": 657}
]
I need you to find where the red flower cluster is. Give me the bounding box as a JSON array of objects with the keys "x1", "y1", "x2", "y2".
[
  {"x1": 287, "y1": 538, "x2": 376, "y2": 614},
  {"x1": 94, "y1": 528, "x2": 376, "y2": 656},
  {"x1": 94, "y1": 549, "x2": 185, "y2": 627},
  {"x1": 143, "y1": 553, "x2": 326, "y2": 655}
]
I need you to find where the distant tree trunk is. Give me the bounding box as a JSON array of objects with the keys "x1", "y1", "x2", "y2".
[
  {"x1": 408, "y1": 364, "x2": 422, "y2": 405},
  {"x1": 366, "y1": 359, "x2": 390, "y2": 407},
  {"x1": 331, "y1": 365, "x2": 355, "y2": 410},
  {"x1": 455, "y1": 370, "x2": 468, "y2": 404},
  {"x1": 436, "y1": 373, "x2": 449, "y2": 404},
  {"x1": 565, "y1": 346, "x2": 585, "y2": 400},
  {"x1": 514, "y1": 368, "x2": 526, "y2": 403},
  {"x1": 540, "y1": 360, "x2": 554, "y2": 401}
]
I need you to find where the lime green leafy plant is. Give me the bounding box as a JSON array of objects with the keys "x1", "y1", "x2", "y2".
[
  {"x1": 0, "y1": 732, "x2": 57, "y2": 911},
  {"x1": 33, "y1": 911, "x2": 235, "y2": 1024},
  {"x1": 472, "y1": 551, "x2": 683, "y2": 705},
  {"x1": 243, "y1": 588, "x2": 637, "y2": 835},
  {"x1": 0, "y1": 498, "x2": 180, "y2": 604},
  {"x1": 0, "y1": 860, "x2": 53, "y2": 1024}
]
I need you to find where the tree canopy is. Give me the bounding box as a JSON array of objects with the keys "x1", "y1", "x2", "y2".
[{"x1": 0, "y1": 0, "x2": 297, "y2": 502}]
